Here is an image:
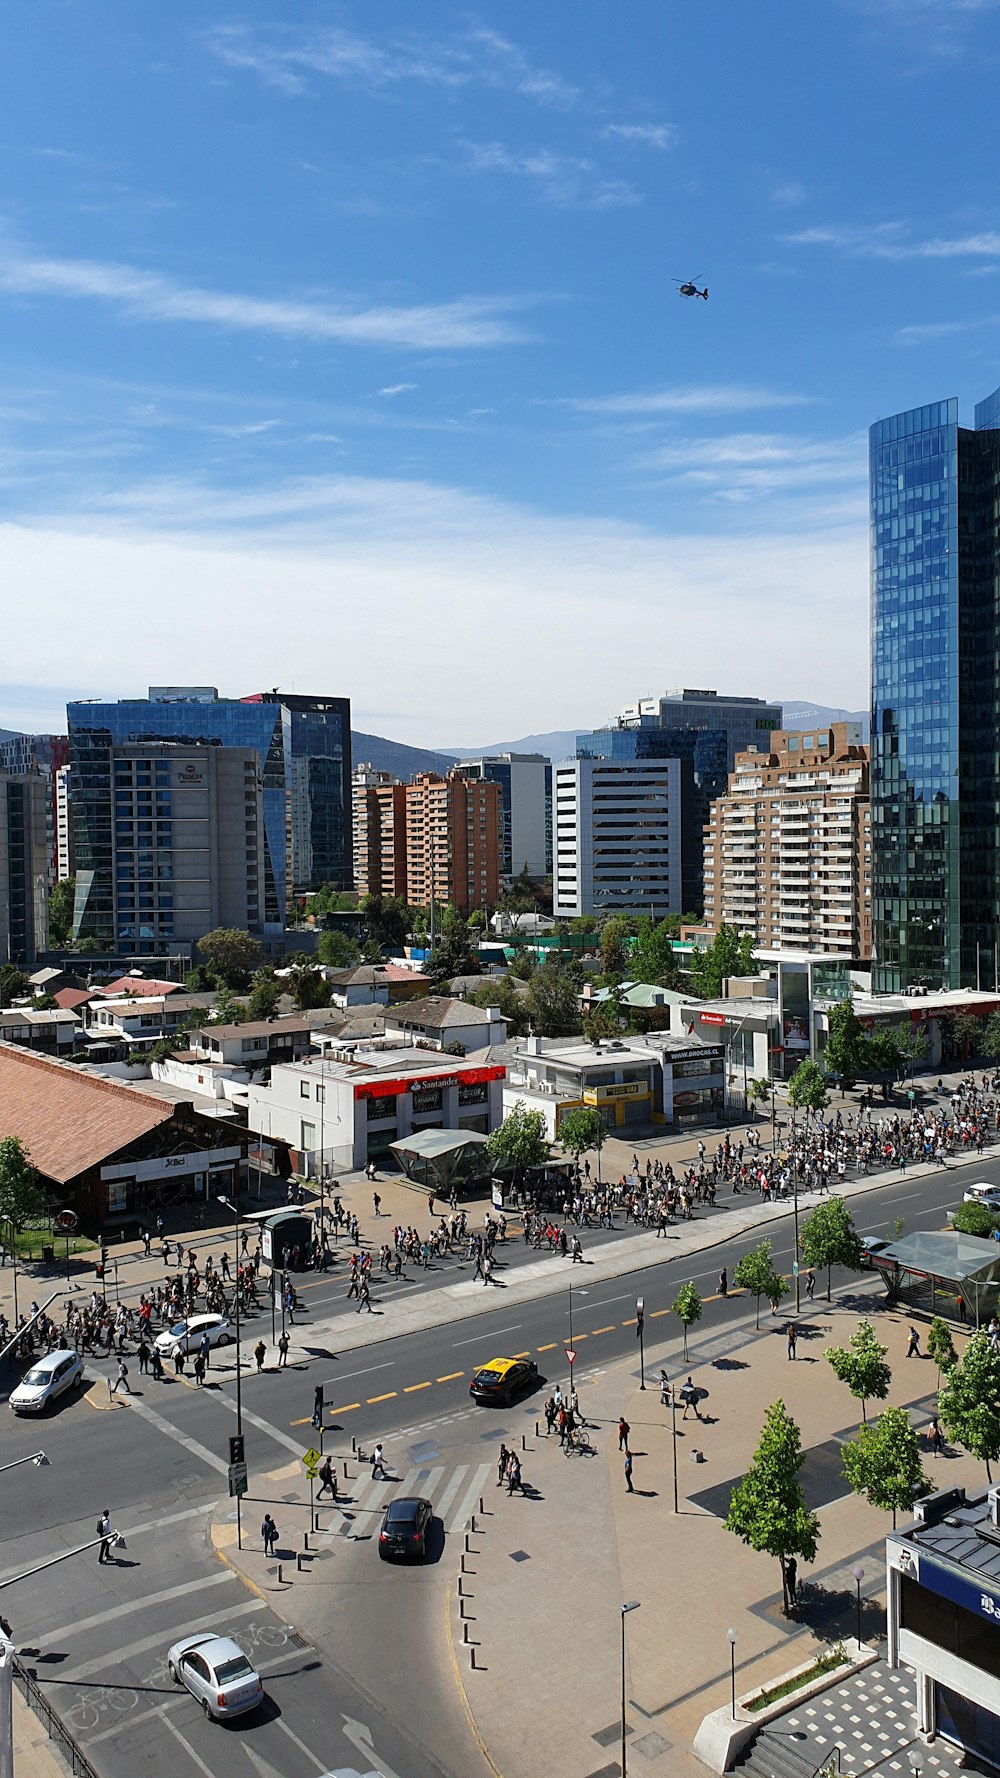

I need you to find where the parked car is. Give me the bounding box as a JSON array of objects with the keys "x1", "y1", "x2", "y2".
[
  {"x1": 963, "y1": 1183, "x2": 1000, "y2": 1212},
  {"x1": 858, "y1": 1236, "x2": 891, "y2": 1270},
  {"x1": 378, "y1": 1495, "x2": 434, "y2": 1562},
  {"x1": 469, "y1": 1356, "x2": 538, "y2": 1406},
  {"x1": 8, "y1": 1349, "x2": 84, "y2": 1414},
  {"x1": 167, "y1": 1632, "x2": 263, "y2": 1721},
  {"x1": 154, "y1": 1313, "x2": 233, "y2": 1358}
]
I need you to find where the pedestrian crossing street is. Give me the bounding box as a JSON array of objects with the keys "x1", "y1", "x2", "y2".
[{"x1": 316, "y1": 1458, "x2": 495, "y2": 1543}]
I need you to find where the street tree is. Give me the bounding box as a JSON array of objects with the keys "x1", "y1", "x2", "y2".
[
  {"x1": 732, "y1": 1240, "x2": 787, "y2": 1329},
  {"x1": 425, "y1": 917, "x2": 479, "y2": 987},
  {"x1": 48, "y1": 876, "x2": 76, "y2": 947},
  {"x1": 952, "y1": 1199, "x2": 1000, "y2": 1239},
  {"x1": 799, "y1": 1196, "x2": 864, "y2": 1301},
  {"x1": 690, "y1": 924, "x2": 756, "y2": 1002},
  {"x1": 197, "y1": 927, "x2": 263, "y2": 988},
  {"x1": 841, "y1": 1407, "x2": 927, "y2": 1529},
  {"x1": 825, "y1": 1319, "x2": 891, "y2": 1422},
  {"x1": 0, "y1": 1137, "x2": 45, "y2": 1249},
  {"x1": 317, "y1": 930, "x2": 361, "y2": 969},
  {"x1": 938, "y1": 1330, "x2": 1000, "y2": 1482},
  {"x1": 823, "y1": 996, "x2": 872, "y2": 1088},
  {"x1": 485, "y1": 1101, "x2": 549, "y2": 1195},
  {"x1": 599, "y1": 916, "x2": 632, "y2": 981},
  {"x1": 725, "y1": 1399, "x2": 820, "y2": 1615},
  {"x1": 672, "y1": 1282, "x2": 703, "y2": 1361},
  {"x1": 211, "y1": 987, "x2": 249, "y2": 1026},
  {"x1": 497, "y1": 865, "x2": 545, "y2": 934},
  {"x1": 631, "y1": 915, "x2": 682, "y2": 987},
  {"x1": 951, "y1": 1013, "x2": 985, "y2": 1062},
  {"x1": 0, "y1": 965, "x2": 28, "y2": 1009},
  {"x1": 788, "y1": 1059, "x2": 828, "y2": 1113},
  {"x1": 464, "y1": 977, "x2": 529, "y2": 1039},
  {"x1": 983, "y1": 1013, "x2": 1000, "y2": 1061},
  {"x1": 746, "y1": 1077, "x2": 770, "y2": 1121},
  {"x1": 524, "y1": 957, "x2": 581, "y2": 1038},
  {"x1": 927, "y1": 1317, "x2": 959, "y2": 1386},
  {"x1": 558, "y1": 1105, "x2": 606, "y2": 1178}
]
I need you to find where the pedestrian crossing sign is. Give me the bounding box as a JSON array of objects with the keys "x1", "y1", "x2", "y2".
[{"x1": 302, "y1": 1446, "x2": 322, "y2": 1475}]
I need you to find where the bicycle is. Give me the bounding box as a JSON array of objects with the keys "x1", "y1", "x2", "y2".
[{"x1": 563, "y1": 1426, "x2": 593, "y2": 1455}]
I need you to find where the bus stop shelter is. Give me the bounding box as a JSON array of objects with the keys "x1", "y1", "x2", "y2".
[
  {"x1": 874, "y1": 1231, "x2": 1000, "y2": 1326},
  {"x1": 388, "y1": 1130, "x2": 491, "y2": 1196}
]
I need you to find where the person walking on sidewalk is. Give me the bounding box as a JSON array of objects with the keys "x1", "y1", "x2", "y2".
[
  {"x1": 624, "y1": 1451, "x2": 635, "y2": 1493},
  {"x1": 358, "y1": 1275, "x2": 373, "y2": 1313},
  {"x1": 680, "y1": 1377, "x2": 702, "y2": 1420},
  {"x1": 543, "y1": 1397, "x2": 556, "y2": 1435},
  {"x1": 786, "y1": 1320, "x2": 798, "y2": 1360},
  {"x1": 907, "y1": 1325, "x2": 921, "y2": 1358},
  {"x1": 659, "y1": 1370, "x2": 671, "y2": 1409},
  {"x1": 261, "y1": 1514, "x2": 278, "y2": 1557},
  {"x1": 278, "y1": 1330, "x2": 290, "y2": 1366},
  {"x1": 718, "y1": 1267, "x2": 728, "y2": 1297},
  {"x1": 110, "y1": 1358, "x2": 131, "y2": 1396},
  {"x1": 371, "y1": 1442, "x2": 387, "y2": 1481},
  {"x1": 805, "y1": 1269, "x2": 816, "y2": 1301},
  {"x1": 97, "y1": 1510, "x2": 114, "y2": 1563},
  {"x1": 373, "y1": 1191, "x2": 381, "y2": 1218},
  {"x1": 254, "y1": 1339, "x2": 266, "y2": 1372},
  {"x1": 316, "y1": 1455, "x2": 338, "y2": 1500},
  {"x1": 497, "y1": 1443, "x2": 511, "y2": 1487},
  {"x1": 618, "y1": 1416, "x2": 630, "y2": 1452}
]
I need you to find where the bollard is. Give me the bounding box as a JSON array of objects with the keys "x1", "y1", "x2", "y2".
[
  {"x1": 464, "y1": 1531, "x2": 474, "y2": 1553},
  {"x1": 276, "y1": 1563, "x2": 283, "y2": 1584},
  {"x1": 479, "y1": 1496, "x2": 485, "y2": 1515},
  {"x1": 521, "y1": 1434, "x2": 526, "y2": 1451},
  {"x1": 343, "y1": 1460, "x2": 349, "y2": 1479},
  {"x1": 296, "y1": 1553, "x2": 304, "y2": 1571},
  {"x1": 304, "y1": 1532, "x2": 309, "y2": 1551},
  {"x1": 460, "y1": 1598, "x2": 473, "y2": 1620},
  {"x1": 457, "y1": 1576, "x2": 466, "y2": 1597},
  {"x1": 351, "y1": 1435, "x2": 357, "y2": 1453},
  {"x1": 463, "y1": 1620, "x2": 471, "y2": 1643},
  {"x1": 471, "y1": 1515, "x2": 478, "y2": 1534},
  {"x1": 461, "y1": 1552, "x2": 470, "y2": 1573},
  {"x1": 470, "y1": 1647, "x2": 479, "y2": 1670}
]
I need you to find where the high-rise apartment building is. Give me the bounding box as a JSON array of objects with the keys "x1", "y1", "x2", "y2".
[
  {"x1": 405, "y1": 771, "x2": 501, "y2": 915},
  {"x1": 0, "y1": 772, "x2": 49, "y2": 967},
  {"x1": 454, "y1": 754, "x2": 551, "y2": 879},
  {"x1": 553, "y1": 756, "x2": 682, "y2": 919},
  {"x1": 0, "y1": 734, "x2": 71, "y2": 889},
  {"x1": 871, "y1": 386, "x2": 1000, "y2": 990},
  {"x1": 702, "y1": 724, "x2": 871, "y2": 958},
  {"x1": 55, "y1": 765, "x2": 74, "y2": 881},
  {"x1": 245, "y1": 691, "x2": 352, "y2": 896},
  {"x1": 352, "y1": 764, "x2": 408, "y2": 899}
]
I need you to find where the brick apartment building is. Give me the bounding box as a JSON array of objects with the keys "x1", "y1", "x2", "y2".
[
  {"x1": 702, "y1": 722, "x2": 871, "y2": 958},
  {"x1": 405, "y1": 771, "x2": 501, "y2": 915},
  {"x1": 352, "y1": 764, "x2": 409, "y2": 899}
]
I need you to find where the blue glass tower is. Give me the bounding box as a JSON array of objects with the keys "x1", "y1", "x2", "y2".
[{"x1": 870, "y1": 387, "x2": 1000, "y2": 990}]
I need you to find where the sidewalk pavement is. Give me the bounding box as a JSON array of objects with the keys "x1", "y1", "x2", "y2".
[
  {"x1": 12, "y1": 1686, "x2": 76, "y2": 1778},
  {"x1": 447, "y1": 1284, "x2": 990, "y2": 1778}
]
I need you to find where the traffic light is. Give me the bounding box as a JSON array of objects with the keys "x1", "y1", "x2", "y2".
[
  {"x1": 95, "y1": 1245, "x2": 107, "y2": 1280},
  {"x1": 229, "y1": 1434, "x2": 245, "y2": 1467},
  {"x1": 311, "y1": 1385, "x2": 324, "y2": 1430}
]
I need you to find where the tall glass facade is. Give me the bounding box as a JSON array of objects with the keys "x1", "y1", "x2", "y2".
[
  {"x1": 871, "y1": 389, "x2": 1000, "y2": 990},
  {"x1": 269, "y1": 695, "x2": 352, "y2": 897}
]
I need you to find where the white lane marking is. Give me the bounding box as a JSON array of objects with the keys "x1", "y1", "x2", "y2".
[
  {"x1": 159, "y1": 1707, "x2": 216, "y2": 1777},
  {"x1": 329, "y1": 1360, "x2": 394, "y2": 1382},
  {"x1": 272, "y1": 1712, "x2": 338, "y2": 1775},
  {"x1": 448, "y1": 1464, "x2": 493, "y2": 1534},
  {"x1": 119, "y1": 1393, "x2": 228, "y2": 1474},
  {"x1": 84, "y1": 1651, "x2": 308, "y2": 1746},
  {"x1": 452, "y1": 1324, "x2": 521, "y2": 1347},
  {"x1": 209, "y1": 1386, "x2": 308, "y2": 1461},
  {"x1": 43, "y1": 1570, "x2": 235, "y2": 1640},
  {"x1": 63, "y1": 1599, "x2": 260, "y2": 1681},
  {"x1": 432, "y1": 1465, "x2": 468, "y2": 1524},
  {"x1": 0, "y1": 1501, "x2": 219, "y2": 1590}
]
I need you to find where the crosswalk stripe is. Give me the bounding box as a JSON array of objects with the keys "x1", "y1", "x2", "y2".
[
  {"x1": 433, "y1": 1465, "x2": 469, "y2": 1524},
  {"x1": 449, "y1": 1464, "x2": 493, "y2": 1533},
  {"x1": 35, "y1": 1570, "x2": 236, "y2": 1642}
]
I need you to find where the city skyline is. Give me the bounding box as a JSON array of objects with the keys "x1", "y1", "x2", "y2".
[{"x1": 2, "y1": 3, "x2": 1000, "y2": 742}]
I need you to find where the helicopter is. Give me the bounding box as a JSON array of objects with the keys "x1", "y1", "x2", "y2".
[{"x1": 674, "y1": 276, "x2": 708, "y2": 301}]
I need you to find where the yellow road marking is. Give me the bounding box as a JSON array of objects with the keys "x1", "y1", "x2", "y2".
[
  {"x1": 650, "y1": 1308, "x2": 671, "y2": 1318},
  {"x1": 513, "y1": 1351, "x2": 531, "y2": 1359},
  {"x1": 536, "y1": 1343, "x2": 557, "y2": 1352},
  {"x1": 404, "y1": 1381, "x2": 432, "y2": 1393},
  {"x1": 329, "y1": 1401, "x2": 361, "y2": 1414},
  {"x1": 289, "y1": 1414, "x2": 311, "y2": 1426},
  {"x1": 622, "y1": 1318, "x2": 638, "y2": 1326},
  {"x1": 589, "y1": 1325, "x2": 615, "y2": 1336},
  {"x1": 367, "y1": 1391, "x2": 397, "y2": 1404},
  {"x1": 437, "y1": 1371, "x2": 465, "y2": 1382}
]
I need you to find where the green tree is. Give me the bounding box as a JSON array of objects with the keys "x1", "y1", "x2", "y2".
[
  {"x1": 211, "y1": 987, "x2": 249, "y2": 1026},
  {"x1": 497, "y1": 865, "x2": 545, "y2": 933},
  {"x1": 896, "y1": 1021, "x2": 929, "y2": 1080},
  {"x1": 927, "y1": 1317, "x2": 958, "y2": 1386},
  {"x1": 690, "y1": 924, "x2": 756, "y2": 1001},
  {"x1": 952, "y1": 1199, "x2": 1000, "y2": 1239},
  {"x1": 0, "y1": 1136, "x2": 45, "y2": 1249},
  {"x1": 599, "y1": 916, "x2": 632, "y2": 981},
  {"x1": 725, "y1": 1399, "x2": 821, "y2": 1614},
  {"x1": 746, "y1": 1077, "x2": 770, "y2": 1120},
  {"x1": 864, "y1": 1025, "x2": 904, "y2": 1079},
  {"x1": 287, "y1": 965, "x2": 332, "y2": 1011},
  {"x1": 246, "y1": 968, "x2": 282, "y2": 1021},
  {"x1": 825, "y1": 1318, "x2": 891, "y2": 1422},
  {"x1": 467, "y1": 908, "x2": 488, "y2": 936},
  {"x1": 951, "y1": 1013, "x2": 985, "y2": 1062},
  {"x1": 558, "y1": 1105, "x2": 606, "y2": 1177},
  {"x1": 196, "y1": 927, "x2": 263, "y2": 988},
  {"x1": 425, "y1": 911, "x2": 479, "y2": 987},
  {"x1": 485, "y1": 1101, "x2": 549, "y2": 1193},
  {"x1": 360, "y1": 895, "x2": 412, "y2": 953},
  {"x1": 185, "y1": 963, "x2": 216, "y2": 992},
  {"x1": 317, "y1": 930, "x2": 361, "y2": 969},
  {"x1": 0, "y1": 965, "x2": 28, "y2": 1009},
  {"x1": 524, "y1": 957, "x2": 581, "y2": 1038},
  {"x1": 841, "y1": 1407, "x2": 927, "y2": 1529},
  {"x1": 672, "y1": 1281, "x2": 703, "y2": 1361},
  {"x1": 48, "y1": 876, "x2": 76, "y2": 947},
  {"x1": 823, "y1": 996, "x2": 873, "y2": 1088},
  {"x1": 733, "y1": 1239, "x2": 787, "y2": 1329},
  {"x1": 788, "y1": 1058, "x2": 828, "y2": 1113},
  {"x1": 799, "y1": 1196, "x2": 864, "y2": 1301},
  {"x1": 983, "y1": 1013, "x2": 1000, "y2": 1061},
  {"x1": 463, "y1": 977, "x2": 529, "y2": 1038},
  {"x1": 938, "y1": 1330, "x2": 1000, "y2": 1482},
  {"x1": 632, "y1": 915, "x2": 683, "y2": 986}
]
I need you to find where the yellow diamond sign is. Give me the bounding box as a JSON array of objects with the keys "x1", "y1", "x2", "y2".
[{"x1": 302, "y1": 1446, "x2": 322, "y2": 1474}]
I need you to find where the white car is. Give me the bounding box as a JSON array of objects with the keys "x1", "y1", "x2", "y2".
[
  {"x1": 9, "y1": 1349, "x2": 84, "y2": 1414},
  {"x1": 962, "y1": 1183, "x2": 1000, "y2": 1212},
  {"x1": 154, "y1": 1313, "x2": 233, "y2": 1358},
  {"x1": 167, "y1": 1632, "x2": 262, "y2": 1721}
]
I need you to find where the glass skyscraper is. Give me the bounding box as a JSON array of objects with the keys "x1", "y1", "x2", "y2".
[
  {"x1": 870, "y1": 386, "x2": 1000, "y2": 990},
  {"x1": 246, "y1": 692, "x2": 353, "y2": 899}
]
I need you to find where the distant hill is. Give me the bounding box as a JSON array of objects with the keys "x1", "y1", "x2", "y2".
[
  {"x1": 779, "y1": 701, "x2": 870, "y2": 742},
  {"x1": 351, "y1": 730, "x2": 456, "y2": 780},
  {"x1": 451, "y1": 730, "x2": 580, "y2": 763}
]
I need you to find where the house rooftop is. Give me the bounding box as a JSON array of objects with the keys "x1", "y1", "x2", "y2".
[
  {"x1": 387, "y1": 997, "x2": 503, "y2": 1030},
  {"x1": 0, "y1": 1044, "x2": 174, "y2": 1183}
]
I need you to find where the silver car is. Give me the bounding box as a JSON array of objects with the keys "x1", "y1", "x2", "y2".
[
  {"x1": 8, "y1": 1349, "x2": 84, "y2": 1414},
  {"x1": 167, "y1": 1632, "x2": 263, "y2": 1721}
]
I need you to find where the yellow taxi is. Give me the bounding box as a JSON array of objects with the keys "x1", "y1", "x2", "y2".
[{"x1": 469, "y1": 1356, "x2": 539, "y2": 1407}]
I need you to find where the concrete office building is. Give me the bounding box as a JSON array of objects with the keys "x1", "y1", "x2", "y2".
[
  {"x1": 618, "y1": 688, "x2": 782, "y2": 763},
  {"x1": 455, "y1": 754, "x2": 551, "y2": 879},
  {"x1": 352, "y1": 764, "x2": 408, "y2": 899},
  {"x1": 553, "y1": 756, "x2": 682, "y2": 919},
  {"x1": 0, "y1": 734, "x2": 71, "y2": 888},
  {"x1": 0, "y1": 772, "x2": 49, "y2": 967},
  {"x1": 871, "y1": 384, "x2": 1000, "y2": 990},
  {"x1": 702, "y1": 723, "x2": 871, "y2": 958},
  {"x1": 405, "y1": 771, "x2": 501, "y2": 915}
]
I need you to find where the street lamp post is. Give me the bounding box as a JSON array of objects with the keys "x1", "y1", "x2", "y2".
[
  {"x1": 852, "y1": 1564, "x2": 865, "y2": 1649},
  {"x1": 567, "y1": 1280, "x2": 575, "y2": 1401},
  {"x1": 727, "y1": 1628, "x2": 737, "y2": 1719},
  {"x1": 621, "y1": 1601, "x2": 640, "y2": 1778},
  {"x1": 636, "y1": 1296, "x2": 645, "y2": 1390},
  {"x1": 670, "y1": 1384, "x2": 679, "y2": 1514},
  {"x1": 0, "y1": 1453, "x2": 48, "y2": 1475},
  {"x1": 218, "y1": 1194, "x2": 244, "y2": 1550}
]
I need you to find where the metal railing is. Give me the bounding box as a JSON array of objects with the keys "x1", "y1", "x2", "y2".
[{"x1": 13, "y1": 1656, "x2": 101, "y2": 1778}]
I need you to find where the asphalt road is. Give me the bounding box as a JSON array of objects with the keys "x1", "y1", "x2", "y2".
[{"x1": 0, "y1": 1146, "x2": 985, "y2": 1778}]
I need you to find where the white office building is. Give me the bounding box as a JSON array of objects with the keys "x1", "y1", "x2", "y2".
[
  {"x1": 553, "y1": 757, "x2": 682, "y2": 919},
  {"x1": 455, "y1": 754, "x2": 550, "y2": 880}
]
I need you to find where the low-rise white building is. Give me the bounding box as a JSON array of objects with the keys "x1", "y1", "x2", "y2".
[
  {"x1": 502, "y1": 1031, "x2": 725, "y2": 1139},
  {"x1": 248, "y1": 1048, "x2": 506, "y2": 1175},
  {"x1": 383, "y1": 997, "x2": 508, "y2": 1054}
]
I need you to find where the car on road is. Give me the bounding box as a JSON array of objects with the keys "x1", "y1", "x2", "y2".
[
  {"x1": 167, "y1": 1632, "x2": 263, "y2": 1721},
  {"x1": 469, "y1": 1356, "x2": 539, "y2": 1406},
  {"x1": 859, "y1": 1236, "x2": 891, "y2": 1270},
  {"x1": 154, "y1": 1312, "x2": 233, "y2": 1358},
  {"x1": 378, "y1": 1495, "x2": 434, "y2": 1561},
  {"x1": 8, "y1": 1348, "x2": 84, "y2": 1414},
  {"x1": 962, "y1": 1183, "x2": 1000, "y2": 1212}
]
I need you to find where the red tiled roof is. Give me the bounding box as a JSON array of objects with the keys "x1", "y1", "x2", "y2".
[
  {"x1": 0, "y1": 1046, "x2": 175, "y2": 1184},
  {"x1": 93, "y1": 976, "x2": 183, "y2": 998},
  {"x1": 53, "y1": 988, "x2": 93, "y2": 1010}
]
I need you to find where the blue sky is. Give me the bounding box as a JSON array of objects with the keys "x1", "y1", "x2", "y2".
[{"x1": 1, "y1": 0, "x2": 999, "y2": 745}]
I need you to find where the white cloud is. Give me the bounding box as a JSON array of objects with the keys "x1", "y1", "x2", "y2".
[
  {"x1": 0, "y1": 470, "x2": 867, "y2": 744},
  {"x1": 207, "y1": 22, "x2": 578, "y2": 107},
  {"x1": 563, "y1": 385, "x2": 812, "y2": 415},
  {"x1": 208, "y1": 418, "x2": 281, "y2": 438},
  {"x1": 639, "y1": 430, "x2": 866, "y2": 501},
  {"x1": 375, "y1": 383, "x2": 418, "y2": 398},
  {"x1": 602, "y1": 122, "x2": 678, "y2": 151},
  {"x1": 790, "y1": 221, "x2": 1000, "y2": 260},
  {"x1": 0, "y1": 245, "x2": 532, "y2": 350},
  {"x1": 461, "y1": 141, "x2": 639, "y2": 209}
]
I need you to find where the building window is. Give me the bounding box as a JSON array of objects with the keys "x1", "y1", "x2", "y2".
[
  {"x1": 300, "y1": 1080, "x2": 310, "y2": 1099},
  {"x1": 300, "y1": 1121, "x2": 316, "y2": 1151}
]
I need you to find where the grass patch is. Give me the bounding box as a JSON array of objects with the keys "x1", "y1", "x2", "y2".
[
  {"x1": 5, "y1": 1224, "x2": 97, "y2": 1260},
  {"x1": 744, "y1": 1645, "x2": 848, "y2": 1714}
]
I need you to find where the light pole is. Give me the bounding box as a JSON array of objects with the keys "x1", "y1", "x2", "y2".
[
  {"x1": 852, "y1": 1564, "x2": 864, "y2": 1649},
  {"x1": 567, "y1": 1279, "x2": 575, "y2": 1401},
  {"x1": 636, "y1": 1296, "x2": 645, "y2": 1390},
  {"x1": 727, "y1": 1628, "x2": 737, "y2": 1719},
  {"x1": 621, "y1": 1600, "x2": 640, "y2": 1778},
  {"x1": 217, "y1": 1196, "x2": 243, "y2": 1440},
  {"x1": 670, "y1": 1384, "x2": 679, "y2": 1514},
  {"x1": 0, "y1": 1453, "x2": 48, "y2": 1475}
]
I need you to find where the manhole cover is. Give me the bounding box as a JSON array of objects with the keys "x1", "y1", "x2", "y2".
[
  {"x1": 509, "y1": 1550, "x2": 530, "y2": 1562},
  {"x1": 634, "y1": 1731, "x2": 672, "y2": 1760},
  {"x1": 222, "y1": 1511, "x2": 239, "y2": 1523}
]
